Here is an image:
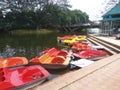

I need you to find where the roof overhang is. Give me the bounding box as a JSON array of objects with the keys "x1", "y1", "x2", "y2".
[{"x1": 103, "y1": 17, "x2": 120, "y2": 21}]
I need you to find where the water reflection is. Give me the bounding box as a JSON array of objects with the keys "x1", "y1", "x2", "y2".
[
  {"x1": 0, "y1": 32, "x2": 59, "y2": 59},
  {"x1": 0, "y1": 45, "x2": 15, "y2": 58},
  {"x1": 87, "y1": 28, "x2": 100, "y2": 34}
]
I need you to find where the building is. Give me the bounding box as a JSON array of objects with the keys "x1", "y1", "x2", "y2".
[{"x1": 100, "y1": 2, "x2": 120, "y2": 36}]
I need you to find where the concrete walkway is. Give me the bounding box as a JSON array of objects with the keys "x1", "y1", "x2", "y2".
[
  {"x1": 31, "y1": 54, "x2": 120, "y2": 90},
  {"x1": 92, "y1": 35, "x2": 120, "y2": 46}
]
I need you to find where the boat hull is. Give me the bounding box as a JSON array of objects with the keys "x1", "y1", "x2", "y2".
[{"x1": 38, "y1": 63, "x2": 68, "y2": 70}]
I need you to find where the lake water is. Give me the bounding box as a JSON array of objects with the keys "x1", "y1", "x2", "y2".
[{"x1": 0, "y1": 32, "x2": 60, "y2": 59}]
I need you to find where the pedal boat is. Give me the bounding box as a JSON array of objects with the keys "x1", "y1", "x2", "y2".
[
  {"x1": 0, "y1": 65, "x2": 50, "y2": 90},
  {"x1": 73, "y1": 49, "x2": 108, "y2": 61},
  {"x1": 29, "y1": 48, "x2": 72, "y2": 69},
  {"x1": 0, "y1": 57, "x2": 28, "y2": 68},
  {"x1": 71, "y1": 42, "x2": 90, "y2": 51}
]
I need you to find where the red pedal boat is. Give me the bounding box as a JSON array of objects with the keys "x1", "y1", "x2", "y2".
[
  {"x1": 0, "y1": 65, "x2": 50, "y2": 90},
  {"x1": 29, "y1": 48, "x2": 71, "y2": 69},
  {"x1": 73, "y1": 49, "x2": 108, "y2": 61},
  {"x1": 0, "y1": 57, "x2": 28, "y2": 68},
  {"x1": 71, "y1": 42, "x2": 90, "y2": 51}
]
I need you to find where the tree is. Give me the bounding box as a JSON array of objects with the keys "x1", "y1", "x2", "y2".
[
  {"x1": 70, "y1": 10, "x2": 89, "y2": 25},
  {"x1": 0, "y1": 0, "x2": 90, "y2": 32}
]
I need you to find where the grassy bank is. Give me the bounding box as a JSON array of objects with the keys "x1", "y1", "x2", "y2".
[
  {"x1": 10, "y1": 29, "x2": 59, "y2": 35},
  {"x1": 10, "y1": 28, "x2": 87, "y2": 36}
]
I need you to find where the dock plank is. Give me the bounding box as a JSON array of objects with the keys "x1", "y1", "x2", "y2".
[{"x1": 30, "y1": 54, "x2": 120, "y2": 90}]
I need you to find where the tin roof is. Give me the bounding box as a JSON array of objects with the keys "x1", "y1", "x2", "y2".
[{"x1": 103, "y1": 2, "x2": 120, "y2": 17}]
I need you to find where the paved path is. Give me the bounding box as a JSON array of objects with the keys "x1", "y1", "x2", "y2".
[{"x1": 93, "y1": 35, "x2": 120, "y2": 46}]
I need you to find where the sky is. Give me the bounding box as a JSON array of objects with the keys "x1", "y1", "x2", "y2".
[{"x1": 69, "y1": 0, "x2": 106, "y2": 21}]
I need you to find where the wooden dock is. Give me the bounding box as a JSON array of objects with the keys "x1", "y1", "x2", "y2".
[{"x1": 30, "y1": 36, "x2": 120, "y2": 90}]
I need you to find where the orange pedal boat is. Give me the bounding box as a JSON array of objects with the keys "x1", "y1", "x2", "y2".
[
  {"x1": 0, "y1": 57, "x2": 28, "y2": 68},
  {"x1": 71, "y1": 42, "x2": 90, "y2": 51},
  {"x1": 29, "y1": 48, "x2": 72, "y2": 70}
]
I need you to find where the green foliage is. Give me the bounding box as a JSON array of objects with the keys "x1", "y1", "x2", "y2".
[{"x1": 0, "y1": 0, "x2": 90, "y2": 33}]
